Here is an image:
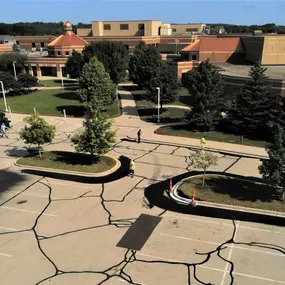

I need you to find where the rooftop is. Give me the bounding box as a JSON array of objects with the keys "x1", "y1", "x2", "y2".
[
  {"x1": 181, "y1": 38, "x2": 241, "y2": 52},
  {"x1": 215, "y1": 62, "x2": 285, "y2": 79}
]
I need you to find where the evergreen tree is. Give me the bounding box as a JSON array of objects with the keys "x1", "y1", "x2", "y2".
[
  {"x1": 71, "y1": 108, "x2": 116, "y2": 163},
  {"x1": 82, "y1": 41, "x2": 128, "y2": 84},
  {"x1": 129, "y1": 41, "x2": 148, "y2": 86},
  {"x1": 259, "y1": 125, "x2": 285, "y2": 198},
  {"x1": 183, "y1": 59, "x2": 225, "y2": 131},
  {"x1": 65, "y1": 50, "x2": 85, "y2": 79},
  {"x1": 146, "y1": 61, "x2": 180, "y2": 108},
  {"x1": 77, "y1": 57, "x2": 115, "y2": 114},
  {"x1": 128, "y1": 44, "x2": 162, "y2": 89},
  {"x1": 229, "y1": 63, "x2": 285, "y2": 138}
]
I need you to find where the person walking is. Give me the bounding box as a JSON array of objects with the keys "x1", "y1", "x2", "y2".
[
  {"x1": 137, "y1": 128, "x2": 142, "y2": 143},
  {"x1": 129, "y1": 159, "x2": 135, "y2": 178},
  {"x1": 1, "y1": 123, "x2": 8, "y2": 138},
  {"x1": 200, "y1": 136, "x2": 206, "y2": 148}
]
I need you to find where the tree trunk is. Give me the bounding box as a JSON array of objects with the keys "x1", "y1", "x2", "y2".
[
  {"x1": 38, "y1": 145, "x2": 42, "y2": 159},
  {"x1": 202, "y1": 168, "x2": 206, "y2": 187},
  {"x1": 91, "y1": 150, "x2": 94, "y2": 165}
]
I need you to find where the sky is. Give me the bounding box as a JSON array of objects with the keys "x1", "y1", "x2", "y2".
[{"x1": 2, "y1": 0, "x2": 285, "y2": 25}]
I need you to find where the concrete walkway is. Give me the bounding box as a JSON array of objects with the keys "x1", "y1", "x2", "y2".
[{"x1": 116, "y1": 86, "x2": 268, "y2": 158}]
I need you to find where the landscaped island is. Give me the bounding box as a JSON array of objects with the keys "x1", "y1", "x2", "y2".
[
  {"x1": 178, "y1": 174, "x2": 284, "y2": 212},
  {"x1": 17, "y1": 151, "x2": 117, "y2": 174}
]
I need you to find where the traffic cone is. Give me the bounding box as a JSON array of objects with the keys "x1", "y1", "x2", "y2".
[
  {"x1": 169, "y1": 178, "x2": 173, "y2": 193},
  {"x1": 191, "y1": 189, "x2": 197, "y2": 206}
]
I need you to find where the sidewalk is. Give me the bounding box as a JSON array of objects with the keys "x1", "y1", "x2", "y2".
[{"x1": 117, "y1": 86, "x2": 268, "y2": 158}]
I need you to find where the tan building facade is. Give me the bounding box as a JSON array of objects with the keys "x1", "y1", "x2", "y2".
[
  {"x1": 240, "y1": 35, "x2": 285, "y2": 65},
  {"x1": 170, "y1": 24, "x2": 206, "y2": 34},
  {"x1": 77, "y1": 20, "x2": 162, "y2": 37}
]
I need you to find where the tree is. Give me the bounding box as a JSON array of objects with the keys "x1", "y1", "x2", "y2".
[
  {"x1": 0, "y1": 71, "x2": 18, "y2": 90},
  {"x1": 71, "y1": 109, "x2": 116, "y2": 163},
  {"x1": 146, "y1": 61, "x2": 180, "y2": 108},
  {"x1": 18, "y1": 74, "x2": 38, "y2": 90},
  {"x1": 129, "y1": 41, "x2": 148, "y2": 85},
  {"x1": 128, "y1": 44, "x2": 162, "y2": 89},
  {"x1": 229, "y1": 63, "x2": 285, "y2": 138},
  {"x1": 188, "y1": 150, "x2": 218, "y2": 187},
  {"x1": 77, "y1": 57, "x2": 115, "y2": 114},
  {"x1": 20, "y1": 115, "x2": 56, "y2": 158},
  {"x1": 82, "y1": 41, "x2": 128, "y2": 84},
  {"x1": 259, "y1": 125, "x2": 285, "y2": 199},
  {"x1": 183, "y1": 59, "x2": 225, "y2": 131},
  {"x1": 0, "y1": 52, "x2": 27, "y2": 75},
  {"x1": 65, "y1": 50, "x2": 85, "y2": 79}
]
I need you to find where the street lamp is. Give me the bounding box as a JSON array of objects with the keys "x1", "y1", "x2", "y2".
[
  {"x1": 156, "y1": 87, "x2": 160, "y2": 123},
  {"x1": 13, "y1": 61, "x2": 17, "y2": 81},
  {"x1": 0, "y1": 81, "x2": 8, "y2": 112}
]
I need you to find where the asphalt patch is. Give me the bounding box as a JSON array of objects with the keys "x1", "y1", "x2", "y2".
[{"x1": 117, "y1": 214, "x2": 162, "y2": 251}]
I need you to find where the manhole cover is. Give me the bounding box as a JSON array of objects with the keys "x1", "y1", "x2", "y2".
[{"x1": 17, "y1": 200, "x2": 27, "y2": 204}]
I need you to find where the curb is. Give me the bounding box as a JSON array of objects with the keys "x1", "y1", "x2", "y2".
[
  {"x1": 15, "y1": 154, "x2": 121, "y2": 178},
  {"x1": 126, "y1": 135, "x2": 268, "y2": 160},
  {"x1": 170, "y1": 174, "x2": 285, "y2": 219}
]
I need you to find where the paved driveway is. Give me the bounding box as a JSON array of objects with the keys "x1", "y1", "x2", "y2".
[{"x1": 0, "y1": 116, "x2": 284, "y2": 285}]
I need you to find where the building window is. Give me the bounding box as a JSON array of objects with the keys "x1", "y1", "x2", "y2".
[
  {"x1": 186, "y1": 28, "x2": 198, "y2": 32},
  {"x1": 138, "y1": 23, "x2": 144, "y2": 30},
  {"x1": 57, "y1": 51, "x2": 61, "y2": 56},
  {"x1": 120, "y1": 24, "x2": 129, "y2": 30},
  {"x1": 104, "y1": 24, "x2": 111, "y2": 30},
  {"x1": 192, "y1": 55, "x2": 197, "y2": 61},
  {"x1": 40, "y1": 42, "x2": 45, "y2": 48},
  {"x1": 65, "y1": 51, "x2": 69, "y2": 56},
  {"x1": 32, "y1": 42, "x2": 36, "y2": 48},
  {"x1": 172, "y1": 28, "x2": 177, "y2": 32}
]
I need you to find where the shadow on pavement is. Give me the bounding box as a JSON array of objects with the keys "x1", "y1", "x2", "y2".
[
  {"x1": 144, "y1": 171, "x2": 285, "y2": 227},
  {"x1": 0, "y1": 169, "x2": 29, "y2": 200},
  {"x1": 21, "y1": 155, "x2": 131, "y2": 184}
]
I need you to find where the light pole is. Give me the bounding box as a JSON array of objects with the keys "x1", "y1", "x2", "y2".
[
  {"x1": 156, "y1": 87, "x2": 160, "y2": 123},
  {"x1": 13, "y1": 61, "x2": 17, "y2": 81},
  {"x1": 0, "y1": 81, "x2": 8, "y2": 112}
]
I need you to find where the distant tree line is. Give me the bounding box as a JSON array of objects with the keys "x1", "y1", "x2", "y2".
[
  {"x1": 0, "y1": 22, "x2": 91, "y2": 36},
  {"x1": 209, "y1": 23, "x2": 285, "y2": 34}
]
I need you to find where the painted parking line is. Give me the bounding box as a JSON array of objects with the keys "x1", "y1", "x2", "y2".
[
  {"x1": 0, "y1": 206, "x2": 57, "y2": 217},
  {"x1": 158, "y1": 232, "x2": 284, "y2": 257},
  {"x1": 221, "y1": 221, "x2": 239, "y2": 285},
  {"x1": 0, "y1": 252, "x2": 12, "y2": 258},
  {"x1": 0, "y1": 226, "x2": 33, "y2": 234},
  {"x1": 137, "y1": 252, "x2": 224, "y2": 272},
  {"x1": 137, "y1": 253, "x2": 285, "y2": 284},
  {"x1": 9, "y1": 191, "x2": 61, "y2": 200},
  {"x1": 158, "y1": 232, "x2": 220, "y2": 246},
  {"x1": 163, "y1": 214, "x2": 285, "y2": 235}
]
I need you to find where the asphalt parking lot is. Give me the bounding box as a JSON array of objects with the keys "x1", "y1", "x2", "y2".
[{"x1": 0, "y1": 116, "x2": 284, "y2": 285}]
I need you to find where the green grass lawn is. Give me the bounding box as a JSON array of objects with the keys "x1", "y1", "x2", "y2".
[
  {"x1": 138, "y1": 107, "x2": 186, "y2": 123},
  {"x1": 178, "y1": 175, "x2": 284, "y2": 212},
  {"x1": 1, "y1": 89, "x2": 121, "y2": 118},
  {"x1": 39, "y1": 79, "x2": 78, "y2": 87},
  {"x1": 155, "y1": 126, "x2": 268, "y2": 148},
  {"x1": 17, "y1": 151, "x2": 116, "y2": 173}
]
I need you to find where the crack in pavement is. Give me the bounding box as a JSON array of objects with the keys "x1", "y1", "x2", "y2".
[{"x1": 1, "y1": 140, "x2": 284, "y2": 285}]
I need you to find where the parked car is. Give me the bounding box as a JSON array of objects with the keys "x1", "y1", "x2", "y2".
[{"x1": 0, "y1": 110, "x2": 11, "y2": 128}]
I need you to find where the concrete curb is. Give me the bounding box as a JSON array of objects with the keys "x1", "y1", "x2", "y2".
[
  {"x1": 15, "y1": 154, "x2": 121, "y2": 178},
  {"x1": 170, "y1": 174, "x2": 285, "y2": 219},
  {"x1": 126, "y1": 136, "x2": 268, "y2": 160}
]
